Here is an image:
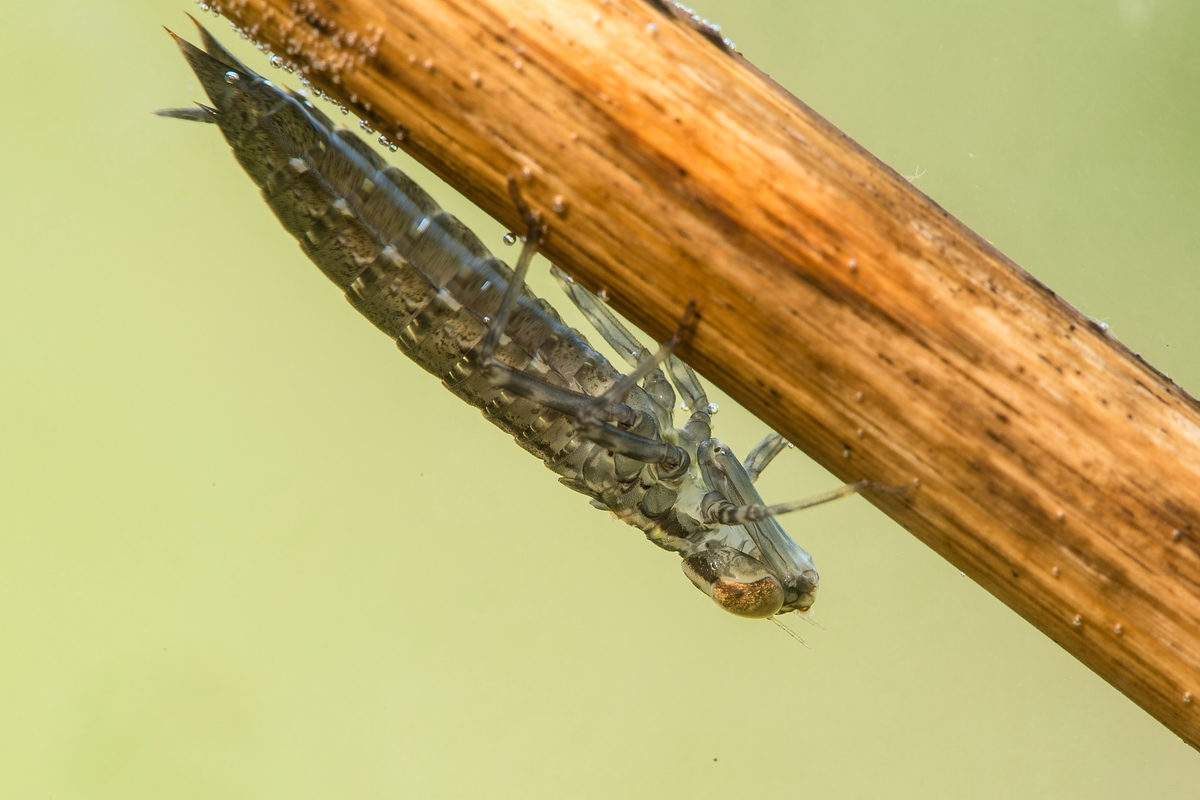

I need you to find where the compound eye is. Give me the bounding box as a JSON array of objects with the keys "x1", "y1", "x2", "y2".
[
  {"x1": 710, "y1": 574, "x2": 784, "y2": 618},
  {"x1": 681, "y1": 548, "x2": 785, "y2": 619}
]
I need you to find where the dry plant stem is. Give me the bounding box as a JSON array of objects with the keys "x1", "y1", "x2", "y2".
[{"x1": 209, "y1": 0, "x2": 1200, "y2": 747}]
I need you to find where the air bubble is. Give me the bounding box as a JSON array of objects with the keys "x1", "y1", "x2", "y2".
[
  {"x1": 269, "y1": 55, "x2": 284, "y2": 69},
  {"x1": 706, "y1": 402, "x2": 720, "y2": 415},
  {"x1": 224, "y1": 71, "x2": 240, "y2": 84},
  {"x1": 503, "y1": 232, "x2": 518, "y2": 246},
  {"x1": 470, "y1": 71, "x2": 482, "y2": 86},
  {"x1": 360, "y1": 120, "x2": 375, "y2": 134},
  {"x1": 1072, "y1": 614, "x2": 1083, "y2": 627},
  {"x1": 596, "y1": 288, "x2": 609, "y2": 301},
  {"x1": 552, "y1": 195, "x2": 566, "y2": 214},
  {"x1": 646, "y1": 22, "x2": 658, "y2": 35}
]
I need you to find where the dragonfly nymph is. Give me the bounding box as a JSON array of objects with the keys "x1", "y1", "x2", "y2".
[{"x1": 159, "y1": 20, "x2": 901, "y2": 625}]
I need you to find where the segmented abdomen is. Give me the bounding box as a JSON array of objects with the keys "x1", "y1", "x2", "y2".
[{"x1": 232, "y1": 86, "x2": 661, "y2": 476}]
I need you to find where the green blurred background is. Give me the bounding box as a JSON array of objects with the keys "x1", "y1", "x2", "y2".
[{"x1": 2, "y1": 0, "x2": 1198, "y2": 796}]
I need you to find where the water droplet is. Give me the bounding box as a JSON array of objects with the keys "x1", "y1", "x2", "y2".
[
  {"x1": 855, "y1": 428, "x2": 864, "y2": 439},
  {"x1": 514, "y1": 59, "x2": 524, "y2": 71},
  {"x1": 786, "y1": 442, "x2": 795, "y2": 449},
  {"x1": 389, "y1": 143, "x2": 399, "y2": 152},
  {"x1": 521, "y1": 166, "x2": 533, "y2": 181},
  {"x1": 470, "y1": 71, "x2": 482, "y2": 86},
  {"x1": 197, "y1": 2, "x2": 210, "y2": 11},
  {"x1": 706, "y1": 402, "x2": 720, "y2": 415},
  {"x1": 360, "y1": 120, "x2": 374, "y2": 134},
  {"x1": 855, "y1": 391, "x2": 864, "y2": 402},
  {"x1": 1173, "y1": 528, "x2": 1183, "y2": 542},
  {"x1": 552, "y1": 195, "x2": 566, "y2": 214},
  {"x1": 646, "y1": 22, "x2": 658, "y2": 35},
  {"x1": 503, "y1": 232, "x2": 517, "y2": 246},
  {"x1": 339, "y1": 106, "x2": 349, "y2": 115},
  {"x1": 224, "y1": 71, "x2": 240, "y2": 84},
  {"x1": 269, "y1": 55, "x2": 284, "y2": 69},
  {"x1": 1051, "y1": 566, "x2": 1060, "y2": 577},
  {"x1": 423, "y1": 58, "x2": 435, "y2": 72},
  {"x1": 842, "y1": 447, "x2": 851, "y2": 458},
  {"x1": 596, "y1": 288, "x2": 609, "y2": 301},
  {"x1": 1072, "y1": 614, "x2": 1083, "y2": 627},
  {"x1": 482, "y1": 316, "x2": 491, "y2": 324},
  {"x1": 1056, "y1": 510, "x2": 1065, "y2": 522},
  {"x1": 848, "y1": 258, "x2": 859, "y2": 272},
  {"x1": 1184, "y1": 692, "x2": 1194, "y2": 704},
  {"x1": 1113, "y1": 623, "x2": 1123, "y2": 635}
]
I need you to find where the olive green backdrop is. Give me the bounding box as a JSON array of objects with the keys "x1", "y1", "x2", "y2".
[{"x1": 2, "y1": 1, "x2": 1197, "y2": 797}]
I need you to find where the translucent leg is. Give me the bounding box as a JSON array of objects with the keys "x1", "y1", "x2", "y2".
[
  {"x1": 550, "y1": 264, "x2": 676, "y2": 417},
  {"x1": 743, "y1": 432, "x2": 789, "y2": 483},
  {"x1": 477, "y1": 179, "x2": 689, "y2": 473},
  {"x1": 706, "y1": 480, "x2": 910, "y2": 526},
  {"x1": 581, "y1": 301, "x2": 697, "y2": 421}
]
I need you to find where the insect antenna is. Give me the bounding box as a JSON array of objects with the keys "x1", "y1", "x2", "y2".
[{"x1": 768, "y1": 616, "x2": 811, "y2": 649}]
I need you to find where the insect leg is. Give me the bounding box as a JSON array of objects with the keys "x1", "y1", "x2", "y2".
[
  {"x1": 743, "y1": 432, "x2": 789, "y2": 483},
  {"x1": 550, "y1": 264, "x2": 676, "y2": 417},
  {"x1": 705, "y1": 480, "x2": 910, "y2": 525},
  {"x1": 581, "y1": 301, "x2": 697, "y2": 418},
  {"x1": 477, "y1": 179, "x2": 689, "y2": 472}
]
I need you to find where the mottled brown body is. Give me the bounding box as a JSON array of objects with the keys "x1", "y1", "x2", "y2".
[{"x1": 160, "y1": 22, "x2": 823, "y2": 618}]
